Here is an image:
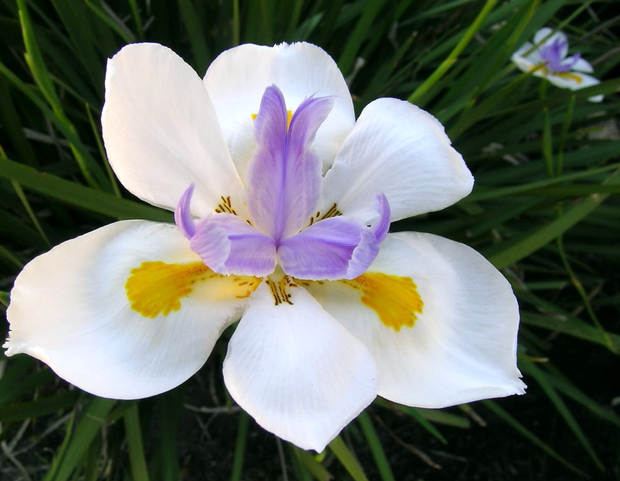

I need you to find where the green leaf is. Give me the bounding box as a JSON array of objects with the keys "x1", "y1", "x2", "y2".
[
  {"x1": 178, "y1": 0, "x2": 210, "y2": 72},
  {"x1": 123, "y1": 402, "x2": 150, "y2": 481},
  {"x1": 45, "y1": 396, "x2": 117, "y2": 481},
  {"x1": 357, "y1": 411, "x2": 396, "y2": 481},
  {"x1": 486, "y1": 168, "x2": 620, "y2": 268},
  {"x1": 328, "y1": 435, "x2": 369, "y2": 481},
  {"x1": 521, "y1": 312, "x2": 620, "y2": 352},
  {"x1": 408, "y1": 0, "x2": 499, "y2": 105},
  {"x1": 155, "y1": 389, "x2": 183, "y2": 481},
  {"x1": 0, "y1": 391, "x2": 79, "y2": 423},
  {"x1": 291, "y1": 446, "x2": 333, "y2": 481},
  {"x1": 0, "y1": 156, "x2": 171, "y2": 222},
  {"x1": 230, "y1": 411, "x2": 249, "y2": 481},
  {"x1": 520, "y1": 360, "x2": 605, "y2": 470},
  {"x1": 338, "y1": 0, "x2": 387, "y2": 75},
  {"x1": 482, "y1": 400, "x2": 588, "y2": 477}
]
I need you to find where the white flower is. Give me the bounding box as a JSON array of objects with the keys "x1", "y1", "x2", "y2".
[
  {"x1": 4, "y1": 42, "x2": 526, "y2": 452},
  {"x1": 512, "y1": 27, "x2": 603, "y2": 102}
]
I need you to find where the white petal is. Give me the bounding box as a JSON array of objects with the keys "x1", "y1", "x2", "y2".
[
  {"x1": 547, "y1": 72, "x2": 600, "y2": 95},
  {"x1": 102, "y1": 43, "x2": 244, "y2": 216},
  {"x1": 572, "y1": 57, "x2": 594, "y2": 73},
  {"x1": 204, "y1": 42, "x2": 355, "y2": 178},
  {"x1": 548, "y1": 71, "x2": 602, "y2": 101},
  {"x1": 321, "y1": 98, "x2": 473, "y2": 223},
  {"x1": 223, "y1": 281, "x2": 379, "y2": 451},
  {"x1": 511, "y1": 42, "x2": 544, "y2": 74},
  {"x1": 306, "y1": 232, "x2": 525, "y2": 408},
  {"x1": 534, "y1": 28, "x2": 568, "y2": 57},
  {"x1": 533, "y1": 27, "x2": 554, "y2": 45},
  {"x1": 4, "y1": 221, "x2": 250, "y2": 399}
]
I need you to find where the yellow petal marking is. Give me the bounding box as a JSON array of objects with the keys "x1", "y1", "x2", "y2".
[
  {"x1": 530, "y1": 64, "x2": 583, "y2": 84},
  {"x1": 556, "y1": 72, "x2": 583, "y2": 84},
  {"x1": 125, "y1": 261, "x2": 260, "y2": 318},
  {"x1": 342, "y1": 272, "x2": 423, "y2": 331}
]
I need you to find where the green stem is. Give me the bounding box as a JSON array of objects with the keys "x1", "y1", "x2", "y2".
[{"x1": 539, "y1": 79, "x2": 553, "y2": 177}]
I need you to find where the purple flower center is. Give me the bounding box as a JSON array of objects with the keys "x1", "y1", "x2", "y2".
[
  {"x1": 539, "y1": 37, "x2": 580, "y2": 73},
  {"x1": 174, "y1": 86, "x2": 390, "y2": 281}
]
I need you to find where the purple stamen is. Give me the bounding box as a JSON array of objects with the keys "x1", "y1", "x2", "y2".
[
  {"x1": 370, "y1": 193, "x2": 391, "y2": 243},
  {"x1": 174, "y1": 183, "x2": 196, "y2": 239},
  {"x1": 175, "y1": 86, "x2": 392, "y2": 280},
  {"x1": 246, "y1": 86, "x2": 333, "y2": 242},
  {"x1": 539, "y1": 38, "x2": 579, "y2": 73}
]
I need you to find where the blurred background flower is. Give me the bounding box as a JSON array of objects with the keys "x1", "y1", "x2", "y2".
[{"x1": 0, "y1": 0, "x2": 618, "y2": 479}]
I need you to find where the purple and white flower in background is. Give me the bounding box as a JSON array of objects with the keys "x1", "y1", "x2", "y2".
[
  {"x1": 4, "y1": 42, "x2": 525, "y2": 451},
  {"x1": 512, "y1": 27, "x2": 603, "y2": 102}
]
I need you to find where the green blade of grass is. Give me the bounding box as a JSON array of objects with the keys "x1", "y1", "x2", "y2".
[
  {"x1": 291, "y1": 446, "x2": 332, "y2": 481},
  {"x1": 44, "y1": 396, "x2": 117, "y2": 481},
  {"x1": 288, "y1": 446, "x2": 314, "y2": 481},
  {"x1": 337, "y1": 0, "x2": 386, "y2": 75},
  {"x1": 375, "y1": 398, "x2": 470, "y2": 429},
  {"x1": 17, "y1": 0, "x2": 62, "y2": 113},
  {"x1": 0, "y1": 59, "x2": 109, "y2": 190},
  {"x1": 2, "y1": 196, "x2": 48, "y2": 240},
  {"x1": 9, "y1": 179, "x2": 50, "y2": 246},
  {"x1": 543, "y1": 365, "x2": 620, "y2": 429},
  {"x1": 408, "y1": 0, "x2": 498, "y2": 105},
  {"x1": 520, "y1": 360, "x2": 605, "y2": 470},
  {"x1": 84, "y1": 0, "x2": 136, "y2": 44},
  {"x1": 486, "y1": 168, "x2": 620, "y2": 269},
  {"x1": 0, "y1": 368, "x2": 56, "y2": 407},
  {"x1": 232, "y1": 0, "x2": 240, "y2": 46},
  {"x1": 49, "y1": 0, "x2": 104, "y2": 92},
  {"x1": 16, "y1": 0, "x2": 105, "y2": 189},
  {"x1": 0, "y1": 156, "x2": 171, "y2": 222},
  {"x1": 230, "y1": 411, "x2": 249, "y2": 481},
  {"x1": 123, "y1": 402, "x2": 150, "y2": 481},
  {"x1": 540, "y1": 80, "x2": 554, "y2": 177},
  {"x1": 357, "y1": 411, "x2": 396, "y2": 481},
  {"x1": 482, "y1": 400, "x2": 588, "y2": 478},
  {"x1": 0, "y1": 391, "x2": 79, "y2": 423},
  {"x1": 155, "y1": 389, "x2": 183, "y2": 481},
  {"x1": 400, "y1": 407, "x2": 448, "y2": 445},
  {"x1": 0, "y1": 244, "x2": 26, "y2": 269},
  {"x1": 522, "y1": 311, "x2": 620, "y2": 350},
  {"x1": 83, "y1": 434, "x2": 101, "y2": 481},
  {"x1": 328, "y1": 435, "x2": 369, "y2": 481},
  {"x1": 42, "y1": 410, "x2": 75, "y2": 481},
  {"x1": 0, "y1": 75, "x2": 38, "y2": 167},
  {"x1": 127, "y1": 0, "x2": 143, "y2": 40},
  {"x1": 285, "y1": 0, "x2": 304, "y2": 41},
  {"x1": 0, "y1": 357, "x2": 38, "y2": 404},
  {"x1": 468, "y1": 162, "x2": 620, "y2": 202},
  {"x1": 178, "y1": 0, "x2": 210, "y2": 73},
  {"x1": 85, "y1": 102, "x2": 121, "y2": 198}
]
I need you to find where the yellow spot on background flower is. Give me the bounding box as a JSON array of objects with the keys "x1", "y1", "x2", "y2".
[
  {"x1": 126, "y1": 261, "x2": 260, "y2": 318},
  {"x1": 342, "y1": 273, "x2": 423, "y2": 331},
  {"x1": 556, "y1": 72, "x2": 583, "y2": 83}
]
